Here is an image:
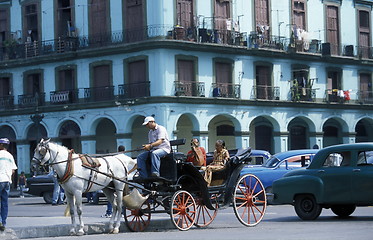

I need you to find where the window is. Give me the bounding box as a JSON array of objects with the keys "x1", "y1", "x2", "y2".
[
  {"x1": 124, "y1": 0, "x2": 144, "y2": 42},
  {"x1": 326, "y1": 5, "x2": 340, "y2": 55},
  {"x1": 255, "y1": 0, "x2": 270, "y2": 41},
  {"x1": 127, "y1": 59, "x2": 149, "y2": 98},
  {"x1": 89, "y1": 0, "x2": 109, "y2": 38},
  {"x1": 214, "y1": 0, "x2": 231, "y2": 44},
  {"x1": 25, "y1": 73, "x2": 42, "y2": 95},
  {"x1": 56, "y1": 0, "x2": 74, "y2": 38},
  {"x1": 323, "y1": 152, "x2": 351, "y2": 167},
  {"x1": 0, "y1": 8, "x2": 10, "y2": 44},
  {"x1": 358, "y1": 10, "x2": 371, "y2": 58},
  {"x1": 92, "y1": 64, "x2": 112, "y2": 100},
  {"x1": 23, "y1": 3, "x2": 39, "y2": 42},
  {"x1": 0, "y1": 77, "x2": 11, "y2": 97},
  {"x1": 214, "y1": 61, "x2": 233, "y2": 97},
  {"x1": 359, "y1": 73, "x2": 372, "y2": 103},
  {"x1": 176, "y1": 0, "x2": 194, "y2": 28},
  {"x1": 292, "y1": 0, "x2": 306, "y2": 30},
  {"x1": 255, "y1": 65, "x2": 272, "y2": 100},
  {"x1": 177, "y1": 59, "x2": 196, "y2": 96}
]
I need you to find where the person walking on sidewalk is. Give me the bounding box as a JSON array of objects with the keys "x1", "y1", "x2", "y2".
[
  {"x1": 17, "y1": 171, "x2": 27, "y2": 198},
  {"x1": 0, "y1": 138, "x2": 17, "y2": 231}
]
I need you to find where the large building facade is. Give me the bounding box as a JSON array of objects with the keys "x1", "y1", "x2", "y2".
[{"x1": 0, "y1": 0, "x2": 372, "y2": 176}]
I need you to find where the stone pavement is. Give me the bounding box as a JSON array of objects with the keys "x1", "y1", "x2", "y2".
[{"x1": 1, "y1": 190, "x2": 172, "y2": 239}]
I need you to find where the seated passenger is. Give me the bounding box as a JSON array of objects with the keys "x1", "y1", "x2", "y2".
[
  {"x1": 186, "y1": 138, "x2": 206, "y2": 167},
  {"x1": 202, "y1": 140, "x2": 230, "y2": 186}
]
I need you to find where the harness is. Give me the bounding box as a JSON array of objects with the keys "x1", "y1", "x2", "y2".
[{"x1": 58, "y1": 149, "x2": 75, "y2": 184}]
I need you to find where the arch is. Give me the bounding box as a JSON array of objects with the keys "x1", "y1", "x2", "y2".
[
  {"x1": 249, "y1": 116, "x2": 276, "y2": 153},
  {"x1": 207, "y1": 114, "x2": 241, "y2": 151},
  {"x1": 95, "y1": 118, "x2": 117, "y2": 154},
  {"x1": 288, "y1": 117, "x2": 311, "y2": 150},
  {"x1": 58, "y1": 120, "x2": 82, "y2": 152},
  {"x1": 175, "y1": 113, "x2": 200, "y2": 154},
  {"x1": 322, "y1": 118, "x2": 344, "y2": 147},
  {"x1": 0, "y1": 124, "x2": 17, "y2": 141},
  {"x1": 355, "y1": 118, "x2": 373, "y2": 142}
]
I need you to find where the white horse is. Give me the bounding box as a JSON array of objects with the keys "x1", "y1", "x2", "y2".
[{"x1": 33, "y1": 139, "x2": 137, "y2": 235}]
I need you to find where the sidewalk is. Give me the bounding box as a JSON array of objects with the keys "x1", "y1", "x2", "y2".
[{"x1": 2, "y1": 190, "x2": 172, "y2": 239}]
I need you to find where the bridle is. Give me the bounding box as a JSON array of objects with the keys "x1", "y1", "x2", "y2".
[{"x1": 32, "y1": 141, "x2": 61, "y2": 166}]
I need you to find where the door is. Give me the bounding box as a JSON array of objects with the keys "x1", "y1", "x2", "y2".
[
  {"x1": 128, "y1": 60, "x2": 148, "y2": 98},
  {"x1": 215, "y1": 62, "x2": 232, "y2": 97},
  {"x1": 125, "y1": 0, "x2": 144, "y2": 42},
  {"x1": 214, "y1": 0, "x2": 230, "y2": 44},
  {"x1": 326, "y1": 5, "x2": 340, "y2": 55},
  {"x1": 89, "y1": 0, "x2": 109, "y2": 44},
  {"x1": 178, "y1": 59, "x2": 195, "y2": 96},
  {"x1": 256, "y1": 65, "x2": 271, "y2": 99},
  {"x1": 93, "y1": 65, "x2": 111, "y2": 100}
]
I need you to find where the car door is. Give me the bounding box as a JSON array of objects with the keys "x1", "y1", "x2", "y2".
[
  {"x1": 352, "y1": 151, "x2": 373, "y2": 204},
  {"x1": 316, "y1": 152, "x2": 353, "y2": 203}
]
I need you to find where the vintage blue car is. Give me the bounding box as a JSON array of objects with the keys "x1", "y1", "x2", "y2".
[
  {"x1": 272, "y1": 143, "x2": 373, "y2": 220},
  {"x1": 241, "y1": 149, "x2": 319, "y2": 203}
]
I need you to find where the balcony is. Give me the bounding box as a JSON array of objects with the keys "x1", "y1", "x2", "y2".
[
  {"x1": 174, "y1": 81, "x2": 205, "y2": 97},
  {"x1": 50, "y1": 90, "x2": 79, "y2": 104},
  {"x1": 0, "y1": 95, "x2": 14, "y2": 109},
  {"x1": 358, "y1": 90, "x2": 373, "y2": 104},
  {"x1": 84, "y1": 86, "x2": 115, "y2": 102},
  {"x1": 252, "y1": 86, "x2": 280, "y2": 100},
  {"x1": 1, "y1": 25, "x2": 372, "y2": 62},
  {"x1": 211, "y1": 83, "x2": 240, "y2": 98},
  {"x1": 324, "y1": 89, "x2": 350, "y2": 103},
  {"x1": 290, "y1": 86, "x2": 317, "y2": 102},
  {"x1": 18, "y1": 93, "x2": 46, "y2": 108},
  {"x1": 118, "y1": 82, "x2": 150, "y2": 99}
]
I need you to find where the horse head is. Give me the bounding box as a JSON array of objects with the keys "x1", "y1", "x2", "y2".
[{"x1": 33, "y1": 138, "x2": 52, "y2": 165}]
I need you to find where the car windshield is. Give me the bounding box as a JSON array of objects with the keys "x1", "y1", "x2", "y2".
[{"x1": 263, "y1": 156, "x2": 281, "y2": 168}]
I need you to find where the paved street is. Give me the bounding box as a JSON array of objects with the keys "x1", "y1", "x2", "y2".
[{"x1": 2, "y1": 194, "x2": 373, "y2": 240}]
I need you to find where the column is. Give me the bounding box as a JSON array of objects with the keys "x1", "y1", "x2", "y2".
[
  {"x1": 16, "y1": 143, "x2": 30, "y2": 175},
  {"x1": 81, "y1": 140, "x2": 96, "y2": 154}
]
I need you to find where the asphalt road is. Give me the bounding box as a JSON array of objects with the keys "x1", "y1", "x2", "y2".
[{"x1": 3, "y1": 195, "x2": 373, "y2": 240}]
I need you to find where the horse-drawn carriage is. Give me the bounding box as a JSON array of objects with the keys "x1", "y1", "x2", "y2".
[{"x1": 33, "y1": 138, "x2": 266, "y2": 235}]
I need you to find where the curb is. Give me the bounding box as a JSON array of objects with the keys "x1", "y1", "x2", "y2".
[{"x1": 2, "y1": 219, "x2": 174, "y2": 239}]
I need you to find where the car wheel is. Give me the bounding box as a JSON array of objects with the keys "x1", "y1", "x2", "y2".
[
  {"x1": 294, "y1": 195, "x2": 322, "y2": 220},
  {"x1": 43, "y1": 191, "x2": 53, "y2": 204},
  {"x1": 331, "y1": 205, "x2": 356, "y2": 218}
]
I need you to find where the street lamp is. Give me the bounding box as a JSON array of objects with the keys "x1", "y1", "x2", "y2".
[{"x1": 30, "y1": 113, "x2": 44, "y2": 142}]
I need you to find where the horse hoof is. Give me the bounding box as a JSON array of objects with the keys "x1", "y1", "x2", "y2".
[
  {"x1": 69, "y1": 229, "x2": 76, "y2": 235},
  {"x1": 112, "y1": 228, "x2": 119, "y2": 234},
  {"x1": 76, "y1": 230, "x2": 85, "y2": 236}
]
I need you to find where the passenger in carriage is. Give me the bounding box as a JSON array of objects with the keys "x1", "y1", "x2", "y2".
[
  {"x1": 202, "y1": 140, "x2": 230, "y2": 186},
  {"x1": 186, "y1": 138, "x2": 206, "y2": 167},
  {"x1": 137, "y1": 116, "x2": 171, "y2": 178}
]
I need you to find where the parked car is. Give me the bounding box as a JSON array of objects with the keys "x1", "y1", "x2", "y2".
[
  {"x1": 27, "y1": 174, "x2": 55, "y2": 203},
  {"x1": 272, "y1": 143, "x2": 373, "y2": 220},
  {"x1": 206, "y1": 149, "x2": 271, "y2": 165},
  {"x1": 241, "y1": 149, "x2": 319, "y2": 204},
  {"x1": 27, "y1": 174, "x2": 104, "y2": 204}
]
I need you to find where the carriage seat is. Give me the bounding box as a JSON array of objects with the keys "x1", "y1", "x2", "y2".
[
  {"x1": 209, "y1": 148, "x2": 251, "y2": 186},
  {"x1": 148, "y1": 139, "x2": 186, "y2": 181}
]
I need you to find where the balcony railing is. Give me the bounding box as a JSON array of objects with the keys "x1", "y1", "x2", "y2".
[
  {"x1": 357, "y1": 90, "x2": 373, "y2": 104},
  {"x1": 118, "y1": 82, "x2": 150, "y2": 99},
  {"x1": 211, "y1": 83, "x2": 240, "y2": 98},
  {"x1": 18, "y1": 93, "x2": 46, "y2": 108},
  {"x1": 0, "y1": 95, "x2": 14, "y2": 109},
  {"x1": 252, "y1": 86, "x2": 280, "y2": 100},
  {"x1": 324, "y1": 89, "x2": 350, "y2": 103},
  {"x1": 174, "y1": 81, "x2": 205, "y2": 97},
  {"x1": 84, "y1": 86, "x2": 115, "y2": 102},
  {"x1": 1, "y1": 25, "x2": 372, "y2": 61},
  {"x1": 50, "y1": 90, "x2": 79, "y2": 104},
  {"x1": 290, "y1": 86, "x2": 317, "y2": 102}
]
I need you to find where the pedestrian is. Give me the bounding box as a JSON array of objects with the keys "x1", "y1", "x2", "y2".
[
  {"x1": 17, "y1": 171, "x2": 27, "y2": 198},
  {"x1": 0, "y1": 138, "x2": 17, "y2": 231},
  {"x1": 136, "y1": 116, "x2": 171, "y2": 178},
  {"x1": 49, "y1": 169, "x2": 65, "y2": 205},
  {"x1": 102, "y1": 145, "x2": 126, "y2": 218}
]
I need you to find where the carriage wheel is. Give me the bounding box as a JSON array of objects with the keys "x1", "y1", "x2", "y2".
[
  {"x1": 194, "y1": 194, "x2": 218, "y2": 228},
  {"x1": 124, "y1": 199, "x2": 151, "y2": 232},
  {"x1": 171, "y1": 190, "x2": 197, "y2": 231},
  {"x1": 233, "y1": 174, "x2": 267, "y2": 227}
]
